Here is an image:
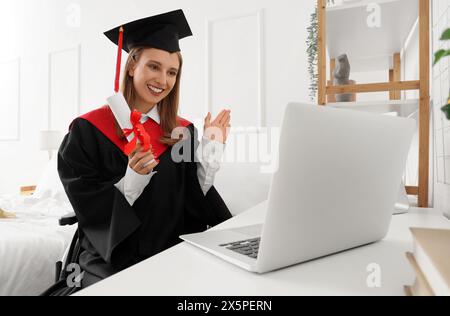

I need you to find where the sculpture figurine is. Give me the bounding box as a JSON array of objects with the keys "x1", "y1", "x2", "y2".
[{"x1": 333, "y1": 54, "x2": 353, "y2": 102}]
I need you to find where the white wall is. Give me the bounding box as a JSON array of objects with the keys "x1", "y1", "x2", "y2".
[
  {"x1": 432, "y1": 0, "x2": 450, "y2": 217},
  {"x1": 0, "y1": 0, "x2": 315, "y2": 195},
  {"x1": 0, "y1": 0, "x2": 53, "y2": 195}
]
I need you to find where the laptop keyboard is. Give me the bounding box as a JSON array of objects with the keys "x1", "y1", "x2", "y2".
[{"x1": 219, "y1": 237, "x2": 261, "y2": 259}]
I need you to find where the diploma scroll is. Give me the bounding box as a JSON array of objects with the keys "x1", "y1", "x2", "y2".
[
  {"x1": 107, "y1": 92, "x2": 134, "y2": 143},
  {"x1": 107, "y1": 92, "x2": 151, "y2": 156}
]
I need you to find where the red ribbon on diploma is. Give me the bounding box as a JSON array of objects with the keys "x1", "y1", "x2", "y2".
[{"x1": 122, "y1": 110, "x2": 151, "y2": 156}]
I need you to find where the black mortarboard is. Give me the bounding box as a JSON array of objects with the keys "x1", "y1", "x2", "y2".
[{"x1": 104, "y1": 9, "x2": 193, "y2": 53}]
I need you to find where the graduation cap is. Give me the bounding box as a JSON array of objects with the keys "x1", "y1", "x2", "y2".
[
  {"x1": 105, "y1": 9, "x2": 192, "y2": 93},
  {"x1": 104, "y1": 9, "x2": 193, "y2": 54}
]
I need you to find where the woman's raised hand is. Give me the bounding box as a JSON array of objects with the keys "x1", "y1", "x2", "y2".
[{"x1": 204, "y1": 110, "x2": 231, "y2": 144}]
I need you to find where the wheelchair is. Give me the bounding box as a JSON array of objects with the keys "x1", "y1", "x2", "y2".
[{"x1": 40, "y1": 212, "x2": 83, "y2": 296}]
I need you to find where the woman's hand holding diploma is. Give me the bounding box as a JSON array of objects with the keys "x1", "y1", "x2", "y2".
[{"x1": 128, "y1": 144, "x2": 159, "y2": 175}]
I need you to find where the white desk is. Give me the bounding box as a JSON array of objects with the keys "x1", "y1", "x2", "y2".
[{"x1": 76, "y1": 202, "x2": 450, "y2": 296}]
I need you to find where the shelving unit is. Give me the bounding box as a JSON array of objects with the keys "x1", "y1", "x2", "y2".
[
  {"x1": 317, "y1": 0, "x2": 430, "y2": 207},
  {"x1": 328, "y1": 99, "x2": 419, "y2": 117}
]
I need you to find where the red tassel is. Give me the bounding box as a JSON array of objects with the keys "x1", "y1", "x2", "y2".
[{"x1": 114, "y1": 26, "x2": 124, "y2": 93}]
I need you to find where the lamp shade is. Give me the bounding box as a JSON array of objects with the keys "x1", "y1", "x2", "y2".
[{"x1": 39, "y1": 130, "x2": 63, "y2": 151}]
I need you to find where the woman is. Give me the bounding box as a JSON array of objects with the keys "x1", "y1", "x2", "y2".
[{"x1": 56, "y1": 10, "x2": 232, "y2": 290}]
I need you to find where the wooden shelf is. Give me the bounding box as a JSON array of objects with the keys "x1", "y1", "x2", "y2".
[
  {"x1": 317, "y1": 0, "x2": 430, "y2": 207},
  {"x1": 327, "y1": 80, "x2": 420, "y2": 94},
  {"x1": 326, "y1": 0, "x2": 419, "y2": 72},
  {"x1": 327, "y1": 99, "x2": 419, "y2": 118}
]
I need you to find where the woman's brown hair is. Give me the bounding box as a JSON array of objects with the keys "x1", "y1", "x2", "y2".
[{"x1": 114, "y1": 46, "x2": 184, "y2": 146}]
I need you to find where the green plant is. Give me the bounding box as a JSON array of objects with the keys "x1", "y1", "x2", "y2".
[
  {"x1": 434, "y1": 28, "x2": 450, "y2": 66},
  {"x1": 435, "y1": 28, "x2": 450, "y2": 119},
  {"x1": 306, "y1": 9, "x2": 318, "y2": 102},
  {"x1": 306, "y1": 0, "x2": 334, "y2": 102}
]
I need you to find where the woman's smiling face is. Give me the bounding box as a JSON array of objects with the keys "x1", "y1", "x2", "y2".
[{"x1": 130, "y1": 48, "x2": 180, "y2": 109}]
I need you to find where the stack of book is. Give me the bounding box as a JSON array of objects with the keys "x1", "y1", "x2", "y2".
[{"x1": 404, "y1": 228, "x2": 450, "y2": 296}]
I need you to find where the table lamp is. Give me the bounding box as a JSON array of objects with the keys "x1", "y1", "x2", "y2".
[{"x1": 39, "y1": 130, "x2": 62, "y2": 160}]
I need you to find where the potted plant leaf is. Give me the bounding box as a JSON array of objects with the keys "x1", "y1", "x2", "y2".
[{"x1": 435, "y1": 28, "x2": 450, "y2": 119}]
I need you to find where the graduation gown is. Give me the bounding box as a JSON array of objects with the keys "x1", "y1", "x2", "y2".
[{"x1": 57, "y1": 105, "x2": 232, "y2": 288}]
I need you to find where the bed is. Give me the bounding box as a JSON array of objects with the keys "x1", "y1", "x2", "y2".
[{"x1": 0, "y1": 156, "x2": 76, "y2": 296}]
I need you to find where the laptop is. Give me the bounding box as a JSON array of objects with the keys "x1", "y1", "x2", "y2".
[{"x1": 180, "y1": 103, "x2": 415, "y2": 273}]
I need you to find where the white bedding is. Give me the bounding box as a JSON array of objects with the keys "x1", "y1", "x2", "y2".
[{"x1": 0, "y1": 194, "x2": 76, "y2": 296}]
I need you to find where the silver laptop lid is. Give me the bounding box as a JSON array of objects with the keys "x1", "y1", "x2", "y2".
[{"x1": 256, "y1": 103, "x2": 415, "y2": 273}]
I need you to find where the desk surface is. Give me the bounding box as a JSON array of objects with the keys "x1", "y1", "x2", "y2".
[{"x1": 76, "y1": 202, "x2": 450, "y2": 296}]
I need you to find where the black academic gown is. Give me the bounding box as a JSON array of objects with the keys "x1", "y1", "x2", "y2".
[{"x1": 57, "y1": 112, "x2": 232, "y2": 289}]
